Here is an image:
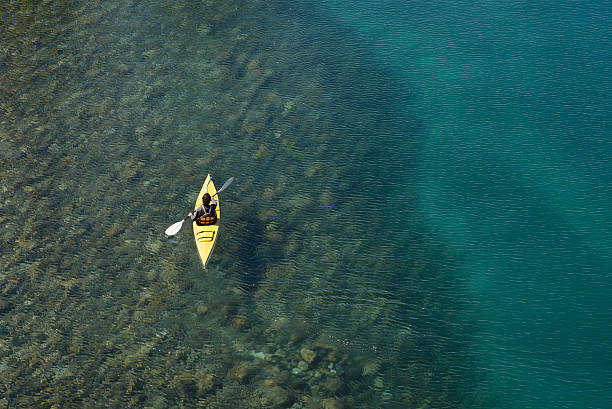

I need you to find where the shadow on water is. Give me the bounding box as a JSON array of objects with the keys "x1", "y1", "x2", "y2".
[{"x1": 231, "y1": 209, "x2": 271, "y2": 290}]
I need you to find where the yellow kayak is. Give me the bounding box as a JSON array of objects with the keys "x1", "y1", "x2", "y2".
[{"x1": 192, "y1": 174, "x2": 221, "y2": 269}]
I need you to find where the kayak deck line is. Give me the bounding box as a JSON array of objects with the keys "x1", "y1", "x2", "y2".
[
  {"x1": 192, "y1": 174, "x2": 220, "y2": 269},
  {"x1": 197, "y1": 231, "x2": 215, "y2": 241}
]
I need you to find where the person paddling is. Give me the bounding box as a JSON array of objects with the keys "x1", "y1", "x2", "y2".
[
  {"x1": 165, "y1": 176, "x2": 233, "y2": 237},
  {"x1": 189, "y1": 193, "x2": 217, "y2": 226}
]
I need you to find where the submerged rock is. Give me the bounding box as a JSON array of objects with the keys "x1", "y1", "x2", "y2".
[
  {"x1": 361, "y1": 358, "x2": 381, "y2": 376},
  {"x1": 249, "y1": 350, "x2": 266, "y2": 360},
  {"x1": 373, "y1": 376, "x2": 384, "y2": 389},
  {"x1": 323, "y1": 376, "x2": 344, "y2": 394},
  {"x1": 0, "y1": 298, "x2": 13, "y2": 314},
  {"x1": 195, "y1": 370, "x2": 216, "y2": 395},
  {"x1": 297, "y1": 360, "x2": 309, "y2": 372},
  {"x1": 231, "y1": 314, "x2": 249, "y2": 329},
  {"x1": 229, "y1": 363, "x2": 252, "y2": 383},
  {"x1": 322, "y1": 398, "x2": 344, "y2": 409},
  {"x1": 299, "y1": 347, "x2": 317, "y2": 364},
  {"x1": 325, "y1": 350, "x2": 338, "y2": 362},
  {"x1": 264, "y1": 378, "x2": 278, "y2": 387},
  {"x1": 115, "y1": 63, "x2": 131, "y2": 74},
  {"x1": 263, "y1": 385, "x2": 290, "y2": 408}
]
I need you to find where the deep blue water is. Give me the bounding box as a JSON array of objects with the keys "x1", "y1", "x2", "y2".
[{"x1": 312, "y1": 0, "x2": 612, "y2": 407}]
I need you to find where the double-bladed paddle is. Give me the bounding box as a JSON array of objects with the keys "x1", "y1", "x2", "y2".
[{"x1": 164, "y1": 176, "x2": 234, "y2": 236}]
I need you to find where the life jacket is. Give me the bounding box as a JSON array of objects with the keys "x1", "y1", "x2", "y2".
[{"x1": 195, "y1": 203, "x2": 217, "y2": 226}]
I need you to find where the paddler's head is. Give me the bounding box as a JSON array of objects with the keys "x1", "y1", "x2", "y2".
[{"x1": 202, "y1": 193, "x2": 212, "y2": 206}]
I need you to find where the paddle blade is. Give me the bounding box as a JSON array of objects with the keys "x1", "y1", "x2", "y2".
[
  {"x1": 165, "y1": 219, "x2": 185, "y2": 236},
  {"x1": 216, "y1": 176, "x2": 234, "y2": 195}
]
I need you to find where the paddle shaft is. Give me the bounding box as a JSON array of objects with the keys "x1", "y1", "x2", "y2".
[{"x1": 188, "y1": 176, "x2": 232, "y2": 216}]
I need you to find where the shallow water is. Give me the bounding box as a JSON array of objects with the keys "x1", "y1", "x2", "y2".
[
  {"x1": 1, "y1": 0, "x2": 468, "y2": 407},
  {"x1": 1, "y1": 0, "x2": 610, "y2": 408}
]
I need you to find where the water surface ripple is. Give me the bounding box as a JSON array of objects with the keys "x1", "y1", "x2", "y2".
[{"x1": 1, "y1": 0, "x2": 472, "y2": 408}]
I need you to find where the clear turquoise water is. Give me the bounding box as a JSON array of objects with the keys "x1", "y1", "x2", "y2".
[
  {"x1": 316, "y1": 0, "x2": 612, "y2": 407},
  {"x1": 1, "y1": 0, "x2": 610, "y2": 408}
]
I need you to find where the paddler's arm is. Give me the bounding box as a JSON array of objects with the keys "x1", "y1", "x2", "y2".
[{"x1": 189, "y1": 205, "x2": 204, "y2": 220}]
